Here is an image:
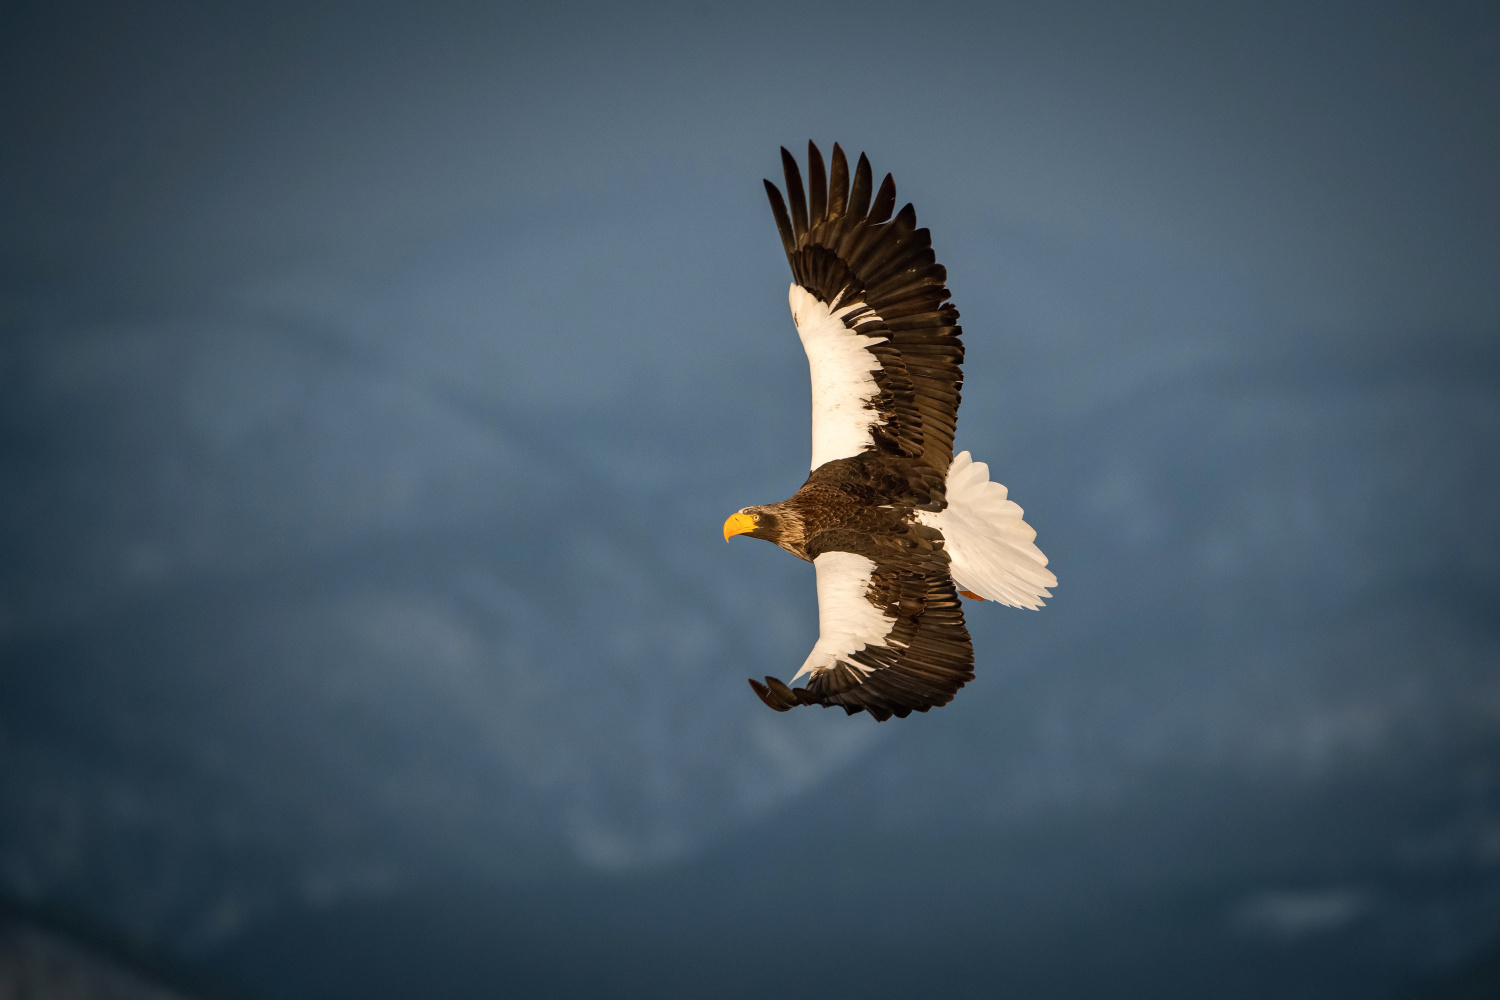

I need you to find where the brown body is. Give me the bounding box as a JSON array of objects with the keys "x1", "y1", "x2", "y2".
[{"x1": 735, "y1": 452, "x2": 947, "y2": 567}]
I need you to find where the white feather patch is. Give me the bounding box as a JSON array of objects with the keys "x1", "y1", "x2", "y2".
[
  {"x1": 792, "y1": 551, "x2": 895, "y2": 681},
  {"x1": 789, "y1": 283, "x2": 887, "y2": 471},
  {"x1": 917, "y1": 451, "x2": 1057, "y2": 610}
]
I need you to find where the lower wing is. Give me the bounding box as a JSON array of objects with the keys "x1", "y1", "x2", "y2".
[{"x1": 749, "y1": 547, "x2": 974, "y2": 722}]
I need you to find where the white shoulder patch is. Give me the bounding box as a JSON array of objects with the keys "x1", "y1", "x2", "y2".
[
  {"x1": 789, "y1": 283, "x2": 887, "y2": 471},
  {"x1": 917, "y1": 451, "x2": 1057, "y2": 609},
  {"x1": 792, "y1": 550, "x2": 895, "y2": 681}
]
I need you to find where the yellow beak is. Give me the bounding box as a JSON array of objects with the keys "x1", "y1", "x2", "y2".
[{"x1": 723, "y1": 511, "x2": 757, "y2": 542}]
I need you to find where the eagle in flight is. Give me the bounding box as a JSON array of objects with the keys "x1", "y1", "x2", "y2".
[{"x1": 724, "y1": 142, "x2": 1056, "y2": 721}]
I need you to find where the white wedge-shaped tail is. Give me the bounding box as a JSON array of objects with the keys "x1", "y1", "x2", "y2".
[{"x1": 917, "y1": 451, "x2": 1057, "y2": 609}]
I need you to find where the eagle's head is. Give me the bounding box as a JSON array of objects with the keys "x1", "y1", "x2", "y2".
[{"x1": 723, "y1": 504, "x2": 808, "y2": 559}]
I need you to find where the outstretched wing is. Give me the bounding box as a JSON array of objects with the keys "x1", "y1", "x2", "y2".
[
  {"x1": 748, "y1": 546, "x2": 974, "y2": 722},
  {"x1": 766, "y1": 142, "x2": 964, "y2": 474}
]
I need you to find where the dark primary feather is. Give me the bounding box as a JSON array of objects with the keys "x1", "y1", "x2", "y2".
[
  {"x1": 781, "y1": 147, "x2": 808, "y2": 242},
  {"x1": 764, "y1": 180, "x2": 795, "y2": 257},
  {"x1": 763, "y1": 142, "x2": 965, "y2": 475},
  {"x1": 806, "y1": 141, "x2": 827, "y2": 227},
  {"x1": 827, "y1": 145, "x2": 849, "y2": 218},
  {"x1": 848, "y1": 152, "x2": 873, "y2": 220},
  {"x1": 869, "y1": 172, "x2": 897, "y2": 224}
]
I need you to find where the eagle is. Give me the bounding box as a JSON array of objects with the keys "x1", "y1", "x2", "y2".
[{"x1": 724, "y1": 142, "x2": 1056, "y2": 721}]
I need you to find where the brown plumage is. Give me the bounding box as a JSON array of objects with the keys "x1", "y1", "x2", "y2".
[{"x1": 727, "y1": 142, "x2": 1055, "y2": 721}]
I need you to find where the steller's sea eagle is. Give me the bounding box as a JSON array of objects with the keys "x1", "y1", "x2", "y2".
[{"x1": 724, "y1": 142, "x2": 1056, "y2": 721}]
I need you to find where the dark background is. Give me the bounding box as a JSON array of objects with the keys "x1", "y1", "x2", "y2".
[{"x1": 3, "y1": 1, "x2": 1499, "y2": 997}]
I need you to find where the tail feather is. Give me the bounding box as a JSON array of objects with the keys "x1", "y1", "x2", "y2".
[{"x1": 918, "y1": 451, "x2": 1056, "y2": 609}]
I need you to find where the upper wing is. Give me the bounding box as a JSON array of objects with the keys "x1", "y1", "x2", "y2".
[
  {"x1": 766, "y1": 142, "x2": 964, "y2": 474},
  {"x1": 748, "y1": 545, "x2": 975, "y2": 722}
]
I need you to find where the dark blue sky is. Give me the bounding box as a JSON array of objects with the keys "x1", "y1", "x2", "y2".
[{"x1": 2, "y1": 2, "x2": 1498, "y2": 997}]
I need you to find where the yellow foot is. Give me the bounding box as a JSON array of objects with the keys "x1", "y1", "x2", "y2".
[{"x1": 959, "y1": 590, "x2": 984, "y2": 601}]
